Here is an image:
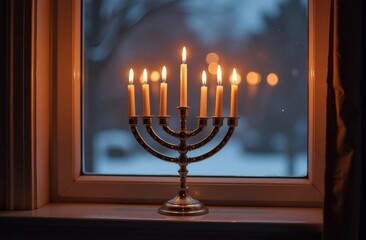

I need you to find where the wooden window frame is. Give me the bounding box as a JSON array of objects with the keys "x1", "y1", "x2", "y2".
[{"x1": 1, "y1": 0, "x2": 331, "y2": 209}]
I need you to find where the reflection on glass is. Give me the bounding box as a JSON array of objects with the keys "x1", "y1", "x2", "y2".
[{"x1": 82, "y1": 0, "x2": 308, "y2": 177}]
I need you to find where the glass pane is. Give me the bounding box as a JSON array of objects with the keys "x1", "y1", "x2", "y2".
[{"x1": 82, "y1": 0, "x2": 308, "y2": 177}]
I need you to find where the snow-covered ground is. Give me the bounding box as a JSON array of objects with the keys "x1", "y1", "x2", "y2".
[{"x1": 90, "y1": 129, "x2": 307, "y2": 177}]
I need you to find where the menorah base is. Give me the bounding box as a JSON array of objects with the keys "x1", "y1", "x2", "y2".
[{"x1": 158, "y1": 194, "x2": 208, "y2": 216}]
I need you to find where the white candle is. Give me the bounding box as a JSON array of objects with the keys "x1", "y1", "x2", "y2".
[
  {"x1": 180, "y1": 47, "x2": 187, "y2": 107},
  {"x1": 142, "y1": 68, "x2": 150, "y2": 116},
  {"x1": 160, "y1": 66, "x2": 168, "y2": 116},
  {"x1": 200, "y1": 70, "x2": 207, "y2": 117},
  {"x1": 230, "y1": 68, "x2": 238, "y2": 117},
  {"x1": 128, "y1": 68, "x2": 136, "y2": 116},
  {"x1": 215, "y1": 65, "x2": 223, "y2": 117}
]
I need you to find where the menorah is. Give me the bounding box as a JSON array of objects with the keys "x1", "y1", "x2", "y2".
[
  {"x1": 127, "y1": 47, "x2": 239, "y2": 216},
  {"x1": 128, "y1": 110, "x2": 238, "y2": 216}
]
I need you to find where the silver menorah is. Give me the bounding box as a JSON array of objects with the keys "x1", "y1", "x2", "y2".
[{"x1": 128, "y1": 106, "x2": 238, "y2": 216}]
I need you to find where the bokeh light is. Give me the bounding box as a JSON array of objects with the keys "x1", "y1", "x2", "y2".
[
  {"x1": 267, "y1": 73, "x2": 279, "y2": 86},
  {"x1": 208, "y1": 62, "x2": 219, "y2": 75},
  {"x1": 246, "y1": 71, "x2": 261, "y2": 85},
  {"x1": 150, "y1": 70, "x2": 160, "y2": 82},
  {"x1": 206, "y1": 52, "x2": 219, "y2": 64}
]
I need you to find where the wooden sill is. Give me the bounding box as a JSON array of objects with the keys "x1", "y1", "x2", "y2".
[{"x1": 0, "y1": 203, "x2": 322, "y2": 240}]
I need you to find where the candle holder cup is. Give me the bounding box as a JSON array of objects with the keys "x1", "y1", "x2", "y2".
[{"x1": 128, "y1": 106, "x2": 238, "y2": 216}]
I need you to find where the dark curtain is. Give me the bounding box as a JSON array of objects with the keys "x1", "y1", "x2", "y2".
[{"x1": 323, "y1": 0, "x2": 363, "y2": 239}]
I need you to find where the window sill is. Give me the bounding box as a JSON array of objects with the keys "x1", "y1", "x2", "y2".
[{"x1": 0, "y1": 203, "x2": 322, "y2": 240}]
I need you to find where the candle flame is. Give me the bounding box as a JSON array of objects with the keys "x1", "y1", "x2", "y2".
[
  {"x1": 217, "y1": 65, "x2": 222, "y2": 85},
  {"x1": 182, "y1": 46, "x2": 186, "y2": 63},
  {"x1": 232, "y1": 68, "x2": 237, "y2": 85},
  {"x1": 162, "y1": 66, "x2": 167, "y2": 82},
  {"x1": 202, "y1": 70, "x2": 207, "y2": 86},
  {"x1": 129, "y1": 68, "x2": 134, "y2": 84},
  {"x1": 143, "y1": 68, "x2": 148, "y2": 84}
]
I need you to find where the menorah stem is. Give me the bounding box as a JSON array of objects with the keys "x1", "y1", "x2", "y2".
[
  {"x1": 177, "y1": 107, "x2": 189, "y2": 199},
  {"x1": 157, "y1": 107, "x2": 209, "y2": 216},
  {"x1": 178, "y1": 163, "x2": 188, "y2": 194},
  {"x1": 177, "y1": 106, "x2": 188, "y2": 129}
]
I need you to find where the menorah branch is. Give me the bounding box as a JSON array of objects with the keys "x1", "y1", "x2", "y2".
[
  {"x1": 188, "y1": 117, "x2": 238, "y2": 163},
  {"x1": 129, "y1": 117, "x2": 176, "y2": 163},
  {"x1": 146, "y1": 126, "x2": 178, "y2": 151},
  {"x1": 158, "y1": 116, "x2": 179, "y2": 137},
  {"x1": 187, "y1": 117, "x2": 209, "y2": 137},
  {"x1": 187, "y1": 126, "x2": 220, "y2": 151},
  {"x1": 188, "y1": 126, "x2": 235, "y2": 163}
]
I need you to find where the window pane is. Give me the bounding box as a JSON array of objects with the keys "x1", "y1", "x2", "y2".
[{"x1": 82, "y1": 0, "x2": 308, "y2": 177}]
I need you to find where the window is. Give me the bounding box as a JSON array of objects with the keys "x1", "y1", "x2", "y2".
[
  {"x1": 82, "y1": 0, "x2": 309, "y2": 178},
  {"x1": 52, "y1": 0, "x2": 328, "y2": 206}
]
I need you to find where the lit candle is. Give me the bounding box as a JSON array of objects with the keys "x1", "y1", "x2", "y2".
[
  {"x1": 180, "y1": 46, "x2": 187, "y2": 107},
  {"x1": 142, "y1": 68, "x2": 150, "y2": 116},
  {"x1": 160, "y1": 66, "x2": 168, "y2": 116},
  {"x1": 214, "y1": 65, "x2": 223, "y2": 117},
  {"x1": 230, "y1": 68, "x2": 238, "y2": 117},
  {"x1": 200, "y1": 70, "x2": 207, "y2": 117},
  {"x1": 128, "y1": 68, "x2": 136, "y2": 116}
]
